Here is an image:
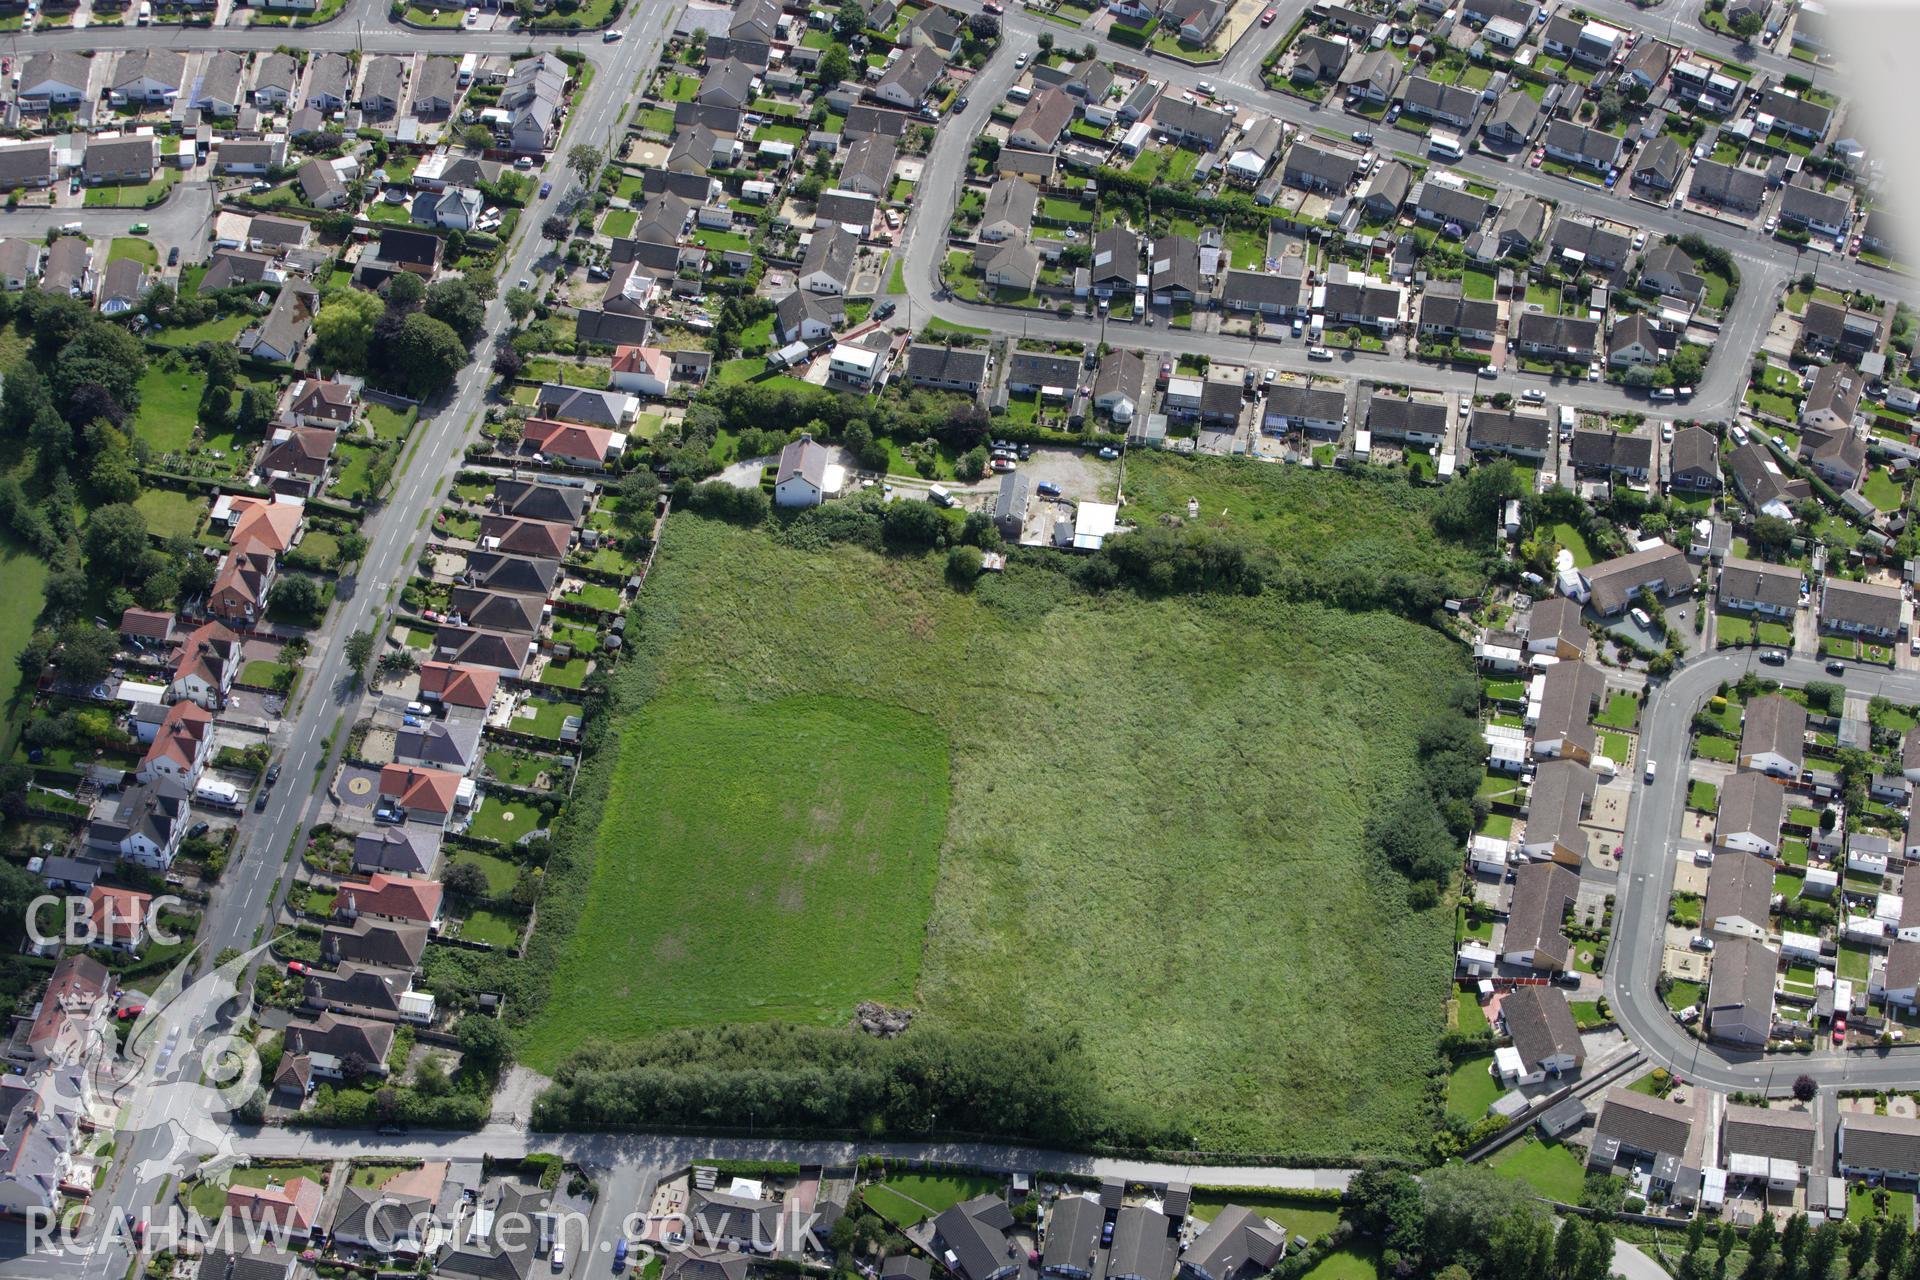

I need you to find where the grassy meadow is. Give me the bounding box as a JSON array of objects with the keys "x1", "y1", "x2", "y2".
[{"x1": 522, "y1": 512, "x2": 1467, "y2": 1159}]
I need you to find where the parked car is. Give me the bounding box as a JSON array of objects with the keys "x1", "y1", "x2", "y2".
[
  {"x1": 1630, "y1": 607, "x2": 1652, "y2": 628},
  {"x1": 1351, "y1": 129, "x2": 1373, "y2": 145},
  {"x1": 406, "y1": 701, "x2": 433, "y2": 716},
  {"x1": 187, "y1": 822, "x2": 210, "y2": 839},
  {"x1": 874, "y1": 300, "x2": 896, "y2": 320},
  {"x1": 265, "y1": 762, "x2": 281, "y2": 785},
  {"x1": 539, "y1": 181, "x2": 552, "y2": 198},
  {"x1": 1834, "y1": 1017, "x2": 1848, "y2": 1045},
  {"x1": 956, "y1": 95, "x2": 969, "y2": 110},
  {"x1": 287, "y1": 961, "x2": 307, "y2": 975},
  {"x1": 1689, "y1": 934, "x2": 1715, "y2": 952},
  {"x1": 1308, "y1": 346, "x2": 1333, "y2": 361},
  {"x1": 991, "y1": 458, "x2": 1016, "y2": 473},
  {"x1": 1261, "y1": 7, "x2": 1277, "y2": 23},
  {"x1": 253, "y1": 790, "x2": 269, "y2": 812},
  {"x1": 1826, "y1": 660, "x2": 1847, "y2": 675},
  {"x1": 167, "y1": 246, "x2": 180, "y2": 266},
  {"x1": 1521, "y1": 388, "x2": 1545, "y2": 403},
  {"x1": 1477, "y1": 364, "x2": 1499, "y2": 378},
  {"x1": 1097, "y1": 446, "x2": 1120, "y2": 459},
  {"x1": 1760, "y1": 649, "x2": 1787, "y2": 665},
  {"x1": 1037, "y1": 481, "x2": 1062, "y2": 498}
]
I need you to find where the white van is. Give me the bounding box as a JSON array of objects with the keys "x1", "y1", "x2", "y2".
[
  {"x1": 1006, "y1": 85, "x2": 1032, "y2": 104},
  {"x1": 927, "y1": 485, "x2": 956, "y2": 507},
  {"x1": 138, "y1": 0, "x2": 151, "y2": 21},
  {"x1": 1644, "y1": 759, "x2": 1657, "y2": 783}
]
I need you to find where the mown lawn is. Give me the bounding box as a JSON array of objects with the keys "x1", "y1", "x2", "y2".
[
  {"x1": 521, "y1": 514, "x2": 1470, "y2": 1159},
  {"x1": 133, "y1": 360, "x2": 208, "y2": 453},
  {"x1": 467, "y1": 798, "x2": 540, "y2": 846},
  {"x1": 1445, "y1": 1055, "x2": 1501, "y2": 1123},
  {"x1": 449, "y1": 849, "x2": 520, "y2": 896},
  {"x1": 0, "y1": 535, "x2": 51, "y2": 747},
  {"x1": 133, "y1": 488, "x2": 207, "y2": 540},
  {"x1": 863, "y1": 1173, "x2": 1004, "y2": 1226},
  {"x1": 1187, "y1": 1191, "x2": 1343, "y2": 1241},
  {"x1": 1491, "y1": 1136, "x2": 1589, "y2": 1202}
]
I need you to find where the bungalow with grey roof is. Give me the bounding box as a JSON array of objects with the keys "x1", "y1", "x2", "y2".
[
  {"x1": 1579, "y1": 544, "x2": 1692, "y2": 615},
  {"x1": 1821, "y1": 577, "x2": 1902, "y2": 641}
]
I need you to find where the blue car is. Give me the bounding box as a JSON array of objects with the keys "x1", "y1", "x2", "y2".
[
  {"x1": 1037, "y1": 481, "x2": 1062, "y2": 498},
  {"x1": 614, "y1": 1241, "x2": 630, "y2": 1272},
  {"x1": 540, "y1": 181, "x2": 553, "y2": 198}
]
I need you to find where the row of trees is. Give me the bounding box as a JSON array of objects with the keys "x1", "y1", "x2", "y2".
[
  {"x1": 311, "y1": 270, "x2": 485, "y2": 401},
  {"x1": 1348, "y1": 1165, "x2": 1613, "y2": 1280}
]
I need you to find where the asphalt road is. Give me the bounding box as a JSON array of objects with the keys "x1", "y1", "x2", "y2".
[{"x1": 1607, "y1": 650, "x2": 1920, "y2": 1097}]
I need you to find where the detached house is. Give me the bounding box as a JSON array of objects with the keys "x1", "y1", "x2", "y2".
[
  {"x1": 1718, "y1": 557, "x2": 1800, "y2": 620},
  {"x1": 1501, "y1": 984, "x2": 1585, "y2": 1079},
  {"x1": 1504, "y1": 862, "x2": 1579, "y2": 971},
  {"x1": 1739, "y1": 693, "x2": 1806, "y2": 779},
  {"x1": 1522, "y1": 758, "x2": 1596, "y2": 866},
  {"x1": 1707, "y1": 936, "x2": 1778, "y2": 1048},
  {"x1": 1714, "y1": 771, "x2": 1787, "y2": 859}
]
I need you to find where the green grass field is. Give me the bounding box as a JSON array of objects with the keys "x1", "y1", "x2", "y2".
[
  {"x1": 521, "y1": 514, "x2": 1467, "y2": 1158},
  {"x1": 449, "y1": 849, "x2": 520, "y2": 897},
  {"x1": 133, "y1": 488, "x2": 208, "y2": 540},
  {"x1": 1491, "y1": 1136, "x2": 1588, "y2": 1202},
  {"x1": 133, "y1": 360, "x2": 208, "y2": 453},
  {"x1": 0, "y1": 534, "x2": 52, "y2": 750},
  {"x1": 1445, "y1": 1055, "x2": 1501, "y2": 1123},
  {"x1": 1122, "y1": 453, "x2": 1488, "y2": 598},
  {"x1": 863, "y1": 1173, "x2": 1004, "y2": 1226}
]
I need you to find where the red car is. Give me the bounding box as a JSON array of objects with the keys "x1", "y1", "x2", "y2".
[
  {"x1": 115, "y1": 1004, "x2": 144, "y2": 1020},
  {"x1": 288, "y1": 961, "x2": 308, "y2": 975},
  {"x1": 1260, "y1": 7, "x2": 1277, "y2": 23},
  {"x1": 982, "y1": 0, "x2": 1002, "y2": 10},
  {"x1": 1531, "y1": 148, "x2": 1545, "y2": 168},
  {"x1": 1834, "y1": 1017, "x2": 1848, "y2": 1045}
]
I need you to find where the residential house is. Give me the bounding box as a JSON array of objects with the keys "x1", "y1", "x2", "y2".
[
  {"x1": 1689, "y1": 160, "x2": 1768, "y2": 214},
  {"x1": 1153, "y1": 97, "x2": 1234, "y2": 150},
  {"x1": 1567, "y1": 428, "x2": 1653, "y2": 480},
  {"x1": 40, "y1": 238, "x2": 91, "y2": 299},
  {"x1": 1503, "y1": 862, "x2": 1579, "y2": 971},
  {"x1": 253, "y1": 53, "x2": 300, "y2": 110},
  {"x1": 1633, "y1": 136, "x2": 1686, "y2": 193},
  {"x1": 1467, "y1": 408, "x2": 1552, "y2": 461},
  {"x1": 1758, "y1": 88, "x2": 1833, "y2": 143},
  {"x1": 1291, "y1": 34, "x2": 1351, "y2": 84},
  {"x1": 1579, "y1": 544, "x2": 1693, "y2": 615},
  {"x1": 1549, "y1": 219, "x2": 1632, "y2": 274},
  {"x1": 774, "y1": 433, "x2": 832, "y2": 508},
  {"x1": 1543, "y1": 120, "x2": 1624, "y2": 173},
  {"x1": 1418, "y1": 287, "x2": 1498, "y2": 342},
  {"x1": 1516, "y1": 313, "x2": 1601, "y2": 364},
  {"x1": 331, "y1": 870, "x2": 444, "y2": 926},
  {"x1": 1621, "y1": 38, "x2": 1678, "y2": 90},
  {"x1": 1521, "y1": 757, "x2": 1596, "y2": 865},
  {"x1": 1261, "y1": 383, "x2": 1346, "y2": 436},
  {"x1": 411, "y1": 187, "x2": 483, "y2": 231},
  {"x1": 1739, "y1": 694, "x2": 1806, "y2": 778},
  {"x1": 1821, "y1": 578, "x2": 1903, "y2": 641},
  {"x1": 96, "y1": 257, "x2": 145, "y2": 317},
  {"x1": 1707, "y1": 936, "x2": 1779, "y2": 1048},
  {"x1": 83, "y1": 136, "x2": 157, "y2": 186},
  {"x1": 1276, "y1": 140, "x2": 1354, "y2": 197},
  {"x1": 906, "y1": 344, "x2": 990, "y2": 395},
  {"x1": 979, "y1": 238, "x2": 1040, "y2": 291},
  {"x1": 351, "y1": 826, "x2": 439, "y2": 879},
  {"x1": 871, "y1": 46, "x2": 945, "y2": 110},
  {"x1": 375, "y1": 764, "x2": 463, "y2": 827},
  {"x1": 0, "y1": 142, "x2": 55, "y2": 192},
  {"x1": 610, "y1": 345, "x2": 672, "y2": 397},
  {"x1": 1483, "y1": 92, "x2": 1542, "y2": 150},
  {"x1": 837, "y1": 134, "x2": 897, "y2": 198},
  {"x1": 1719, "y1": 557, "x2": 1800, "y2": 618},
  {"x1": 1361, "y1": 159, "x2": 1412, "y2": 219},
  {"x1": 522, "y1": 418, "x2": 628, "y2": 468},
  {"x1": 1641, "y1": 243, "x2": 1708, "y2": 304},
  {"x1": 358, "y1": 56, "x2": 406, "y2": 116},
  {"x1": 1219, "y1": 265, "x2": 1306, "y2": 319},
  {"x1": 1414, "y1": 184, "x2": 1491, "y2": 236},
  {"x1": 775, "y1": 289, "x2": 844, "y2": 344},
  {"x1": 27, "y1": 954, "x2": 114, "y2": 1064},
  {"x1": 297, "y1": 156, "x2": 348, "y2": 209},
  {"x1": 1093, "y1": 350, "x2": 1145, "y2": 423},
  {"x1": 1839, "y1": 1113, "x2": 1920, "y2": 1181},
  {"x1": 306, "y1": 53, "x2": 352, "y2": 111},
  {"x1": 1726, "y1": 440, "x2": 1811, "y2": 519},
  {"x1": 1800, "y1": 301, "x2": 1886, "y2": 360},
  {"x1": 1532, "y1": 659, "x2": 1604, "y2": 762},
  {"x1": 1722, "y1": 1104, "x2": 1817, "y2": 1179},
  {"x1": 192, "y1": 52, "x2": 246, "y2": 117},
  {"x1": 1178, "y1": 1207, "x2": 1287, "y2": 1280},
  {"x1": 1320, "y1": 270, "x2": 1403, "y2": 334},
  {"x1": 1492, "y1": 196, "x2": 1551, "y2": 260},
  {"x1": 85, "y1": 778, "x2": 190, "y2": 870},
  {"x1": 930, "y1": 1195, "x2": 1024, "y2": 1280},
  {"x1": 254, "y1": 427, "x2": 336, "y2": 497},
  {"x1": 170, "y1": 621, "x2": 241, "y2": 710},
  {"x1": 1802, "y1": 362, "x2": 1866, "y2": 436},
  {"x1": 1502, "y1": 984, "x2": 1586, "y2": 1078},
  {"x1": 136, "y1": 700, "x2": 213, "y2": 786},
  {"x1": 238, "y1": 282, "x2": 317, "y2": 365},
  {"x1": 1714, "y1": 770, "x2": 1788, "y2": 859},
  {"x1": 282, "y1": 1012, "x2": 395, "y2": 1081},
  {"x1": 1340, "y1": 48, "x2": 1403, "y2": 105},
  {"x1": 1009, "y1": 88, "x2": 1075, "y2": 153},
  {"x1": 1780, "y1": 181, "x2": 1852, "y2": 239},
  {"x1": 980, "y1": 177, "x2": 1040, "y2": 243},
  {"x1": 16, "y1": 51, "x2": 90, "y2": 109},
  {"x1": 1588, "y1": 1087, "x2": 1706, "y2": 1202},
  {"x1": 111, "y1": 50, "x2": 185, "y2": 106},
  {"x1": 799, "y1": 223, "x2": 860, "y2": 295},
  {"x1": 1143, "y1": 235, "x2": 1205, "y2": 307},
  {"x1": 535, "y1": 384, "x2": 636, "y2": 427},
  {"x1": 1527, "y1": 597, "x2": 1589, "y2": 660},
  {"x1": 1608, "y1": 315, "x2": 1663, "y2": 369},
  {"x1": 1704, "y1": 840, "x2": 1774, "y2": 940},
  {"x1": 217, "y1": 138, "x2": 286, "y2": 176},
  {"x1": 1006, "y1": 351, "x2": 1081, "y2": 395},
  {"x1": 1402, "y1": 76, "x2": 1479, "y2": 130},
  {"x1": 1365, "y1": 393, "x2": 1447, "y2": 446},
  {"x1": 1225, "y1": 117, "x2": 1287, "y2": 187},
  {"x1": 0, "y1": 238, "x2": 39, "y2": 290},
  {"x1": 226, "y1": 1177, "x2": 325, "y2": 1241}
]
